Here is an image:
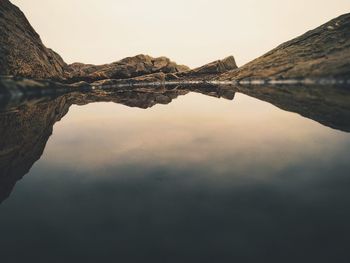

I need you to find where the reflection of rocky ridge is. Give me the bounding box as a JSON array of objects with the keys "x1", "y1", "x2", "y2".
[
  {"x1": 0, "y1": 85, "x2": 235, "y2": 204},
  {"x1": 0, "y1": 96, "x2": 70, "y2": 203},
  {"x1": 1, "y1": 82, "x2": 350, "y2": 204},
  {"x1": 234, "y1": 84, "x2": 350, "y2": 132}
]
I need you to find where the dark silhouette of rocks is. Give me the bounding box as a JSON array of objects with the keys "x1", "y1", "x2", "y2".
[
  {"x1": 234, "y1": 84, "x2": 350, "y2": 132},
  {"x1": 219, "y1": 13, "x2": 350, "y2": 81},
  {"x1": 0, "y1": 95, "x2": 70, "y2": 203},
  {"x1": 1, "y1": 79, "x2": 350, "y2": 204},
  {"x1": 0, "y1": 84, "x2": 237, "y2": 204},
  {"x1": 0, "y1": 0, "x2": 67, "y2": 79}
]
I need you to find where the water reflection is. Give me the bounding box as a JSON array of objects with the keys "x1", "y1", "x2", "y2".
[{"x1": 0, "y1": 84, "x2": 350, "y2": 262}]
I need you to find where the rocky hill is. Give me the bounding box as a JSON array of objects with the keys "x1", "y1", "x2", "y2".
[
  {"x1": 0, "y1": 0, "x2": 67, "y2": 79},
  {"x1": 219, "y1": 13, "x2": 350, "y2": 81}
]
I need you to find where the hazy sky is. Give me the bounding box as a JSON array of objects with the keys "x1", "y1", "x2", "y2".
[{"x1": 12, "y1": 0, "x2": 350, "y2": 67}]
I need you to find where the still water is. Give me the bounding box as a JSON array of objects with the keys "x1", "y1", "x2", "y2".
[{"x1": 0, "y1": 85, "x2": 350, "y2": 262}]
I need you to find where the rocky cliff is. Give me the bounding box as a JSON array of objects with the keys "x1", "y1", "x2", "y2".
[
  {"x1": 219, "y1": 13, "x2": 350, "y2": 81},
  {"x1": 0, "y1": 0, "x2": 67, "y2": 79}
]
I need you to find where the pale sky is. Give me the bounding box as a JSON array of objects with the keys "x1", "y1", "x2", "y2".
[{"x1": 12, "y1": 0, "x2": 350, "y2": 68}]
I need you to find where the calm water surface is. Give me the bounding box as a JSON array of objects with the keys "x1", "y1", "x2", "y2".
[{"x1": 0, "y1": 85, "x2": 350, "y2": 262}]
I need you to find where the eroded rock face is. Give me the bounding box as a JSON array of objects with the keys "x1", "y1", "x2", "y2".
[
  {"x1": 219, "y1": 14, "x2": 350, "y2": 81},
  {"x1": 0, "y1": 0, "x2": 67, "y2": 79},
  {"x1": 64, "y1": 55, "x2": 190, "y2": 83}
]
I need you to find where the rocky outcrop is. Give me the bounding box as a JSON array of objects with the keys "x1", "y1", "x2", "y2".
[
  {"x1": 219, "y1": 14, "x2": 350, "y2": 81},
  {"x1": 0, "y1": 0, "x2": 67, "y2": 79},
  {"x1": 88, "y1": 56, "x2": 238, "y2": 86},
  {"x1": 64, "y1": 55, "x2": 189, "y2": 83},
  {"x1": 186, "y1": 56, "x2": 237, "y2": 76}
]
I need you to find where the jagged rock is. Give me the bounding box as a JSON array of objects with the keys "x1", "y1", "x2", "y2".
[
  {"x1": 191, "y1": 56, "x2": 237, "y2": 75},
  {"x1": 169, "y1": 56, "x2": 238, "y2": 81},
  {"x1": 113, "y1": 56, "x2": 238, "y2": 84},
  {"x1": 0, "y1": 0, "x2": 66, "y2": 79},
  {"x1": 219, "y1": 14, "x2": 350, "y2": 81},
  {"x1": 64, "y1": 55, "x2": 190, "y2": 83}
]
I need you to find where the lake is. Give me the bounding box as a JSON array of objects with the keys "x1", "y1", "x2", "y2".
[{"x1": 0, "y1": 84, "x2": 349, "y2": 263}]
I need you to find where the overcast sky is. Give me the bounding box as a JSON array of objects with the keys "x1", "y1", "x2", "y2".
[{"x1": 12, "y1": 0, "x2": 350, "y2": 68}]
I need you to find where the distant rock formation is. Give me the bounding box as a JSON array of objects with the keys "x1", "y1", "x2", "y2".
[
  {"x1": 89, "y1": 56, "x2": 238, "y2": 86},
  {"x1": 64, "y1": 55, "x2": 190, "y2": 83},
  {"x1": 219, "y1": 13, "x2": 350, "y2": 81},
  {"x1": 179, "y1": 56, "x2": 237, "y2": 79},
  {"x1": 0, "y1": 0, "x2": 67, "y2": 79}
]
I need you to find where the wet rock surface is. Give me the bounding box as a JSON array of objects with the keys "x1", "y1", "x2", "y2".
[{"x1": 219, "y1": 13, "x2": 350, "y2": 81}]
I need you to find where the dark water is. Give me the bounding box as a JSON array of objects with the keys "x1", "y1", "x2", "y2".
[{"x1": 0, "y1": 84, "x2": 350, "y2": 263}]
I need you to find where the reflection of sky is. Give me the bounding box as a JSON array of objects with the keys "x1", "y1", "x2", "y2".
[
  {"x1": 0, "y1": 93, "x2": 350, "y2": 262},
  {"x1": 42, "y1": 93, "x2": 350, "y2": 177}
]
